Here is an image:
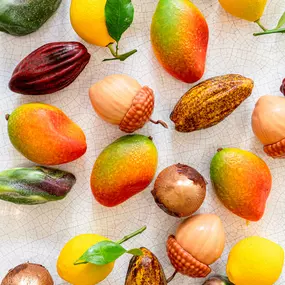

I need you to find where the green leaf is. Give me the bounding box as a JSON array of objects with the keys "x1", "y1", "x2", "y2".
[
  {"x1": 74, "y1": 241, "x2": 127, "y2": 265},
  {"x1": 276, "y1": 12, "x2": 285, "y2": 29},
  {"x1": 127, "y1": 248, "x2": 143, "y2": 256},
  {"x1": 105, "y1": 0, "x2": 134, "y2": 42}
]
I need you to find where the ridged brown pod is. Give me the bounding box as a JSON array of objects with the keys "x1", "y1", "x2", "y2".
[
  {"x1": 125, "y1": 247, "x2": 167, "y2": 285},
  {"x1": 170, "y1": 74, "x2": 254, "y2": 132},
  {"x1": 9, "y1": 42, "x2": 90, "y2": 95}
]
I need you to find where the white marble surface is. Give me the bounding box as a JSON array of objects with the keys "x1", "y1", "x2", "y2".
[{"x1": 1, "y1": 0, "x2": 285, "y2": 284}]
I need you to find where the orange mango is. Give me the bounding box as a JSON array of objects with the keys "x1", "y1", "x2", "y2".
[
  {"x1": 7, "y1": 103, "x2": 87, "y2": 165},
  {"x1": 151, "y1": 0, "x2": 209, "y2": 83},
  {"x1": 91, "y1": 135, "x2": 158, "y2": 207}
]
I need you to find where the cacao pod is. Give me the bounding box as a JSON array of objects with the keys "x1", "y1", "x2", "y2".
[
  {"x1": 0, "y1": 166, "x2": 76, "y2": 205},
  {"x1": 125, "y1": 247, "x2": 167, "y2": 285},
  {"x1": 9, "y1": 42, "x2": 90, "y2": 95},
  {"x1": 170, "y1": 74, "x2": 254, "y2": 132}
]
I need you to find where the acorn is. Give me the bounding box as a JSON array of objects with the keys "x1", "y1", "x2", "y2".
[
  {"x1": 89, "y1": 74, "x2": 168, "y2": 133},
  {"x1": 151, "y1": 164, "x2": 206, "y2": 217},
  {"x1": 166, "y1": 214, "x2": 225, "y2": 279},
  {"x1": 252, "y1": 95, "x2": 285, "y2": 158}
]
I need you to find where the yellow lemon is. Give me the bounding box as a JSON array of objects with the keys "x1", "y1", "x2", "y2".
[
  {"x1": 219, "y1": 0, "x2": 268, "y2": 22},
  {"x1": 227, "y1": 236, "x2": 284, "y2": 285},
  {"x1": 70, "y1": 0, "x2": 114, "y2": 47},
  {"x1": 57, "y1": 234, "x2": 114, "y2": 285}
]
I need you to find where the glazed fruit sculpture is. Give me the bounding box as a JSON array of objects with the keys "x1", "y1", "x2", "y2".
[
  {"x1": 0, "y1": 0, "x2": 62, "y2": 36},
  {"x1": 57, "y1": 226, "x2": 146, "y2": 285},
  {"x1": 252, "y1": 95, "x2": 285, "y2": 158},
  {"x1": 151, "y1": 0, "x2": 209, "y2": 83},
  {"x1": 227, "y1": 236, "x2": 284, "y2": 285},
  {"x1": 210, "y1": 148, "x2": 272, "y2": 221},
  {"x1": 167, "y1": 214, "x2": 225, "y2": 278},
  {"x1": 9, "y1": 42, "x2": 90, "y2": 95},
  {"x1": 151, "y1": 164, "x2": 206, "y2": 217},
  {"x1": 7, "y1": 103, "x2": 87, "y2": 165},
  {"x1": 91, "y1": 134, "x2": 158, "y2": 207},
  {"x1": 170, "y1": 74, "x2": 254, "y2": 132},
  {"x1": 89, "y1": 74, "x2": 167, "y2": 133},
  {"x1": 219, "y1": 0, "x2": 268, "y2": 22},
  {"x1": 125, "y1": 247, "x2": 167, "y2": 284},
  {"x1": 57, "y1": 234, "x2": 115, "y2": 285}
]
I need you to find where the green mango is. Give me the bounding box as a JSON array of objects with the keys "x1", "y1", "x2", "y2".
[
  {"x1": 0, "y1": 0, "x2": 62, "y2": 36},
  {"x1": 0, "y1": 166, "x2": 76, "y2": 205}
]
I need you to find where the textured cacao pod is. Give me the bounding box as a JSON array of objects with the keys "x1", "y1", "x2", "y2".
[
  {"x1": 125, "y1": 247, "x2": 167, "y2": 285},
  {"x1": 9, "y1": 42, "x2": 90, "y2": 95},
  {"x1": 170, "y1": 74, "x2": 254, "y2": 132}
]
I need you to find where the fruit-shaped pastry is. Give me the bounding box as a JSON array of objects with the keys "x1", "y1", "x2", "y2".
[
  {"x1": 0, "y1": 166, "x2": 76, "y2": 205},
  {"x1": 252, "y1": 95, "x2": 285, "y2": 158},
  {"x1": 7, "y1": 103, "x2": 87, "y2": 165},
  {"x1": 70, "y1": 0, "x2": 137, "y2": 61},
  {"x1": 219, "y1": 0, "x2": 267, "y2": 22},
  {"x1": 170, "y1": 74, "x2": 254, "y2": 132},
  {"x1": 227, "y1": 236, "x2": 284, "y2": 285},
  {"x1": 151, "y1": 0, "x2": 209, "y2": 83},
  {"x1": 89, "y1": 74, "x2": 167, "y2": 133},
  {"x1": 0, "y1": 0, "x2": 62, "y2": 36},
  {"x1": 1, "y1": 263, "x2": 54, "y2": 285},
  {"x1": 125, "y1": 247, "x2": 167, "y2": 285},
  {"x1": 91, "y1": 135, "x2": 158, "y2": 207},
  {"x1": 167, "y1": 214, "x2": 225, "y2": 279},
  {"x1": 151, "y1": 164, "x2": 206, "y2": 217},
  {"x1": 57, "y1": 227, "x2": 146, "y2": 285},
  {"x1": 210, "y1": 148, "x2": 272, "y2": 221},
  {"x1": 9, "y1": 42, "x2": 90, "y2": 95}
]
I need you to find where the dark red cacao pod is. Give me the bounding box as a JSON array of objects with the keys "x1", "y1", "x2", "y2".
[
  {"x1": 9, "y1": 42, "x2": 91, "y2": 95},
  {"x1": 281, "y1": 79, "x2": 285, "y2": 95}
]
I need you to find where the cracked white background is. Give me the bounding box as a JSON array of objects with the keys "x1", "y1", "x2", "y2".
[{"x1": 0, "y1": 0, "x2": 285, "y2": 284}]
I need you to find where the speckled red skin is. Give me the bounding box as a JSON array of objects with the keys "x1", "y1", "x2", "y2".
[
  {"x1": 119, "y1": 86, "x2": 154, "y2": 133},
  {"x1": 167, "y1": 235, "x2": 211, "y2": 278}
]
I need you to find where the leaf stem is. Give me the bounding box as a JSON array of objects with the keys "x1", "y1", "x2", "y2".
[
  {"x1": 255, "y1": 19, "x2": 267, "y2": 31},
  {"x1": 73, "y1": 260, "x2": 88, "y2": 265},
  {"x1": 104, "y1": 43, "x2": 137, "y2": 62},
  {"x1": 116, "y1": 226, "x2": 146, "y2": 245},
  {"x1": 254, "y1": 27, "x2": 285, "y2": 36},
  {"x1": 167, "y1": 270, "x2": 177, "y2": 283}
]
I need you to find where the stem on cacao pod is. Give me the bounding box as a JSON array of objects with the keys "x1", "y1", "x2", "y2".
[
  {"x1": 255, "y1": 19, "x2": 268, "y2": 32},
  {"x1": 166, "y1": 270, "x2": 177, "y2": 283},
  {"x1": 104, "y1": 43, "x2": 137, "y2": 62}
]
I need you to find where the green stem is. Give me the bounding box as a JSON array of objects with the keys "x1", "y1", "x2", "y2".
[
  {"x1": 255, "y1": 19, "x2": 267, "y2": 31},
  {"x1": 116, "y1": 226, "x2": 146, "y2": 245},
  {"x1": 73, "y1": 260, "x2": 88, "y2": 265},
  {"x1": 254, "y1": 27, "x2": 285, "y2": 36},
  {"x1": 104, "y1": 43, "x2": 137, "y2": 62}
]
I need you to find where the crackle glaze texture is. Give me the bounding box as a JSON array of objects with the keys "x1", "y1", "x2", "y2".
[{"x1": 1, "y1": 0, "x2": 285, "y2": 284}]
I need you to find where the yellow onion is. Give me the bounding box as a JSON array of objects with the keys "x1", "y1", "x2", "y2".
[
  {"x1": 89, "y1": 74, "x2": 167, "y2": 133},
  {"x1": 166, "y1": 214, "x2": 225, "y2": 279},
  {"x1": 252, "y1": 95, "x2": 285, "y2": 158}
]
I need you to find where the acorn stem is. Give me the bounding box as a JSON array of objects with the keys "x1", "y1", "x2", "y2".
[
  {"x1": 167, "y1": 270, "x2": 177, "y2": 283},
  {"x1": 150, "y1": 119, "x2": 168, "y2": 129},
  {"x1": 5, "y1": 114, "x2": 10, "y2": 121}
]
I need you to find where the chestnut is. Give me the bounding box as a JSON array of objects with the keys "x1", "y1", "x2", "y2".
[
  {"x1": 166, "y1": 214, "x2": 225, "y2": 279},
  {"x1": 151, "y1": 164, "x2": 206, "y2": 217}
]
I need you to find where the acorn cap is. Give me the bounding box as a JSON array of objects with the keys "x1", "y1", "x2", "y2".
[
  {"x1": 264, "y1": 139, "x2": 285, "y2": 158},
  {"x1": 119, "y1": 86, "x2": 154, "y2": 133},
  {"x1": 166, "y1": 235, "x2": 211, "y2": 278}
]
